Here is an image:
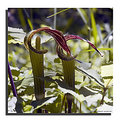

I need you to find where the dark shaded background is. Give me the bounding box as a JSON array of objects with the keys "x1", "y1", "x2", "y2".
[{"x1": 8, "y1": 8, "x2": 113, "y2": 35}]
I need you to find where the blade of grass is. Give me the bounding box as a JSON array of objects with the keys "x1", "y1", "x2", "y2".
[
  {"x1": 81, "y1": 48, "x2": 113, "y2": 53},
  {"x1": 47, "y1": 8, "x2": 71, "y2": 18},
  {"x1": 24, "y1": 8, "x2": 33, "y2": 30},
  {"x1": 76, "y1": 8, "x2": 87, "y2": 25},
  {"x1": 18, "y1": 9, "x2": 26, "y2": 29},
  {"x1": 97, "y1": 24, "x2": 103, "y2": 44},
  {"x1": 27, "y1": 18, "x2": 33, "y2": 30},
  {"x1": 76, "y1": 8, "x2": 90, "y2": 30},
  {"x1": 90, "y1": 9, "x2": 98, "y2": 46}
]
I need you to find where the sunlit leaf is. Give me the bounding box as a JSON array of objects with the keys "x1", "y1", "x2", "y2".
[
  {"x1": 8, "y1": 27, "x2": 26, "y2": 44},
  {"x1": 8, "y1": 96, "x2": 17, "y2": 113},
  {"x1": 75, "y1": 59, "x2": 91, "y2": 70},
  {"x1": 31, "y1": 96, "x2": 57, "y2": 109},
  {"x1": 101, "y1": 64, "x2": 113, "y2": 87},
  {"x1": 8, "y1": 27, "x2": 25, "y2": 33},
  {"x1": 96, "y1": 103, "x2": 112, "y2": 113},
  {"x1": 101, "y1": 64, "x2": 113, "y2": 78},
  {"x1": 85, "y1": 93, "x2": 102, "y2": 107},
  {"x1": 58, "y1": 85, "x2": 85, "y2": 102},
  {"x1": 42, "y1": 95, "x2": 62, "y2": 113},
  {"x1": 76, "y1": 66, "x2": 104, "y2": 87},
  {"x1": 20, "y1": 77, "x2": 34, "y2": 87},
  {"x1": 23, "y1": 105, "x2": 33, "y2": 113},
  {"x1": 9, "y1": 66, "x2": 20, "y2": 77}
]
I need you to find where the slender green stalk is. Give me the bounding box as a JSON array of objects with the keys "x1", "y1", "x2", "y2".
[
  {"x1": 18, "y1": 9, "x2": 26, "y2": 30},
  {"x1": 56, "y1": 45, "x2": 76, "y2": 113},
  {"x1": 47, "y1": 8, "x2": 71, "y2": 18},
  {"x1": 63, "y1": 60, "x2": 75, "y2": 113},
  {"x1": 62, "y1": 59, "x2": 75, "y2": 90},
  {"x1": 29, "y1": 36, "x2": 45, "y2": 100},
  {"x1": 90, "y1": 9, "x2": 98, "y2": 46},
  {"x1": 61, "y1": 55, "x2": 75, "y2": 113},
  {"x1": 80, "y1": 102, "x2": 82, "y2": 113}
]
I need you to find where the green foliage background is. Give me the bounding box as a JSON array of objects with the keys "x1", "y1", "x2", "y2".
[{"x1": 8, "y1": 8, "x2": 113, "y2": 114}]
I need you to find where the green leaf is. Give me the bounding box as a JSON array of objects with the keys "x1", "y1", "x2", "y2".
[
  {"x1": 23, "y1": 86, "x2": 34, "y2": 95},
  {"x1": 76, "y1": 66, "x2": 104, "y2": 87},
  {"x1": 41, "y1": 77, "x2": 85, "y2": 102},
  {"x1": 101, "y1": 64, "x2": 113, "y2": 78},
  {"x1": 43, "y1": 95, "x2": 62, "y2": 113},
  {"x1": 75, "y1": 59, "x2": 91, "y2": 70},
  {"x1": 58, "y1": 85, "x2": 85, "y2": 103},
  {"x1": 8, "y1": 27, "x2": 26, "y2": 33},
  {"x1": 31, "y1": 96, "x2": 57, "y2": 109},
  {"x1": 85, "y1": 94, "x2": 102, "y2": 107},
  {"x1": 8, "y1": 96, "x2": 17, "y2": 113},
  {"x1": 42, "y1": 76, "x2": 85, "y2": 103},
  {"x1": 101, "y1": 64, "x2": 113, "y2": 87},
  {"x1": 96, "y1": 103, "x2": 112, "y2": 113},
  {"x1": 79, "y1": 86, "x2": 98, "y2": 96},
  {"x1": 8, "y1": 38, "x2": 24, "y2": 45},
  {"x1": 8, "y1": 35, "x2": 13, "y2": 40},
  {"x1": 23, "y1": 105, "x2": 33, "y2": 112},
  {"x1": 14, "y1": 79, "x2": 23, "y2": 87},
  {"x1": 8, "y1": 27, "x2": 26, "y2": 44},
  {"x1": 9, "y1": 66, "x2": 20, "y2": 77},
  {"x1": 11, "y1": 70, "x2": 20, "y2": 77},
  {"x1": 54, "y1": 58, "x2": 61, "y2": 63},
  {"x1": 20, "y1": 77, "x2": 34, "y2": 87}
]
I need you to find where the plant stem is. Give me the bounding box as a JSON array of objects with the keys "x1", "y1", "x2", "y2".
[
  {"x1": 29, "y1": 36, "x2": 45, "y2": 100},
  {"x1": 80, "y1": 102, "x2": 82, "y2": 113},
  {"x1": 62, "y1": 57, "x2": 75, "y2": 113},
  {"x1": 62, "y1": 59, "x2": 75, "y2": 90},
  {"x1": 8, "y1": 61, "x2": 17, "y2": 97},
  {"x1": 100, "y1": 87, "x2": 107, "y2": 105}
]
